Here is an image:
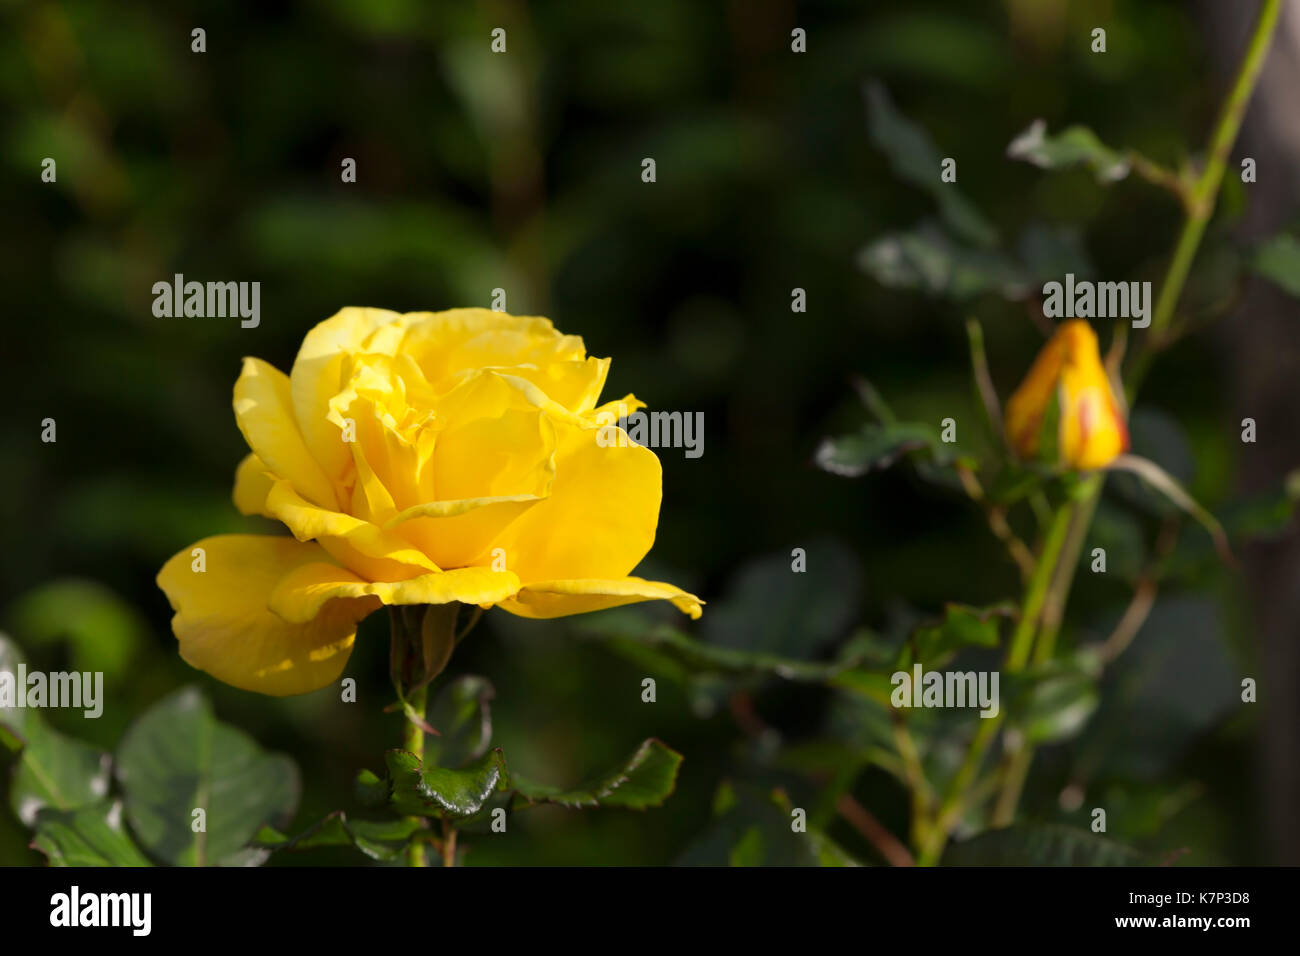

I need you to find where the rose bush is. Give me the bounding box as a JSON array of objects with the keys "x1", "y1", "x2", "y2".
[{"x1": 158, "y1": 307, "x2": 702, "y2": 696}]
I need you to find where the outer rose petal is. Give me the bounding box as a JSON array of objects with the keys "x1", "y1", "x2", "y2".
[
  {"x1": 232, "y1": 453, "x2": 276, "y2": 518},
  {"x1": 512, "y1": 356, "x2": 610, "y2": 414},
  {"x1": 234, "y1": 357, "x2": 339, "y2": 510},
  {"x1": 499, "y1": 577, "x2": 704, "y2": 620},
  {"x1": 1004, "y1": 331, "x2": 1068, "y2": 460},
  {"x1": 269, "y1": 563, "x2": 521, "y2": 623},
  {"x1": 156, "y1": 535, "x2": 379, "y2": 696},
  {"x1": 484, "y1": 419, "x2": 662, "y2": 581},
  {"x1": 1059, "y1": 326, "x2": 1129, "y2": 469}
]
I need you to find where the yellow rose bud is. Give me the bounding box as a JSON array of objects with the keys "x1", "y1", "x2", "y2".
[
  {"x1": 1004, "y1": 320, "x2": 1129, "y2": 470},
  {"x1": 158, "y1": 308, "x2": 702, "y2": 696}
]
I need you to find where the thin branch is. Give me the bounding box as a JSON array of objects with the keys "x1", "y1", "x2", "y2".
[
  {"x1": 850, "y1": 374, "x2": 896, "y2": 424},
  {"x1": 1125, "y1": 150, "x2": 1194, "y2": 210},
  {"x1": 955, "y1": 464, "x2": 1035, "y2": 582},
  {"x1": 965, "y1": 317, "x2": 1004, "y2": 440},
  {"x1": 890, "y1": 712, "x2": 935, "y2": 852},
  {"x1": 836, "y1": 793, "x2": 916, "y2": 867},
  {"x1": 890, "y1": 714, "x2": 935, "y2": 809},
  {"x1": 1098, "y1": 519, "x2": 1180, "y2": 665}
]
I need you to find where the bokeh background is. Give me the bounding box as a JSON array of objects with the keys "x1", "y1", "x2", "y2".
[{"x1": 2, "y1": 0, "x2": 1297, "y2": 865}]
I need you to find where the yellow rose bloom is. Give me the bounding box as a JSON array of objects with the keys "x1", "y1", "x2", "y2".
[
  {"x1": 158, "y1": 308, "x2": 702, "y2": 696},
  {"x1": 1004, "y1": 319, "x2": 1129, "y2": 470}
]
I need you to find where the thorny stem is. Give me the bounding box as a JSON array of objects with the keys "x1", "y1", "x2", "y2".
[
  {"x1": 390, "y1": 603, "x2": 483, "y2": 867},
  {"x1": 403, "y1": 682, "x2": 429, "y2": 868},
  {"x1": 921, "y1": 0, "x2": 1284, "y2": 858}
]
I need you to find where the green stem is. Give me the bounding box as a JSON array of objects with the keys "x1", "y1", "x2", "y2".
[
  {"x1": 916, "y1": 716, "x2": 997, "y2": 866},
  {"x1": 1032, "y1": 482, "x2": 1102, "y2": 667},
  {"x1": 1145, "y1": 0, "x2": 1282, "y2": 345},
  {"x1": 389, "y1": 602, "x2": 484, "y2": 867},
  {"x1": 1005, "y1": 501, "x2": 1075, "y2": 671},
  {"x1": 916, "y1": 494, "x2": 1077, "y2": 864},
  {"x1": 403, "y1": 682, "x2": 429, "y2": 868}
]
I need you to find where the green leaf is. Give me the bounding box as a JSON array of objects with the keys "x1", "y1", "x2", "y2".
[
  {"x1": 900, "y1": 602, "x2": 1016, "y2": 668},
  {"x1": 31, "y1": 802, "x2": 154, "y2": 867},
  {"x1": 944, "y1": 824, "x2": 1146, "y2": 866},
  {"x1": 255, "y1": 811, "x2": 423, "y2": 863},
  {"x1": 1249, "y1": 232, "x2": 1300, "y2": 297},
  {"x1": 858, "y1": 224, "x2": 1030, "y2": 301},
  {"x1": 1006, "y1": 120, "x2": 1130, "y2": 183},
  {"x1": 0, "y1": 634, "x2": 29, "y2": 749},
  {"x1": 215, "y1": 847, "x2": 271, "y2": 867},
  {"x1": 426, "y1": 675, "x2": 494, "y2": 768},
  {"x1": 826, "y1": 668, "x2": 897, "y2": 707},
  {"x1": 512, "y1": 738, "x2": 682, "y2": 810},
  {"x1": 115, "y1": 686, "x2": 300, "y2": 866},
  {"x1": 386, "y1": 746, "x2": 507, "y2": 819},
  {"x1": 679, "y1": 784, "x2": 861, "y2": 866},
  {"x1": 7, "y1": 579, "x2": 146, "y2": 682},
  {"x1": 599, "y1": 622, "x2": 879, "y2": 683},
  {"x1": 864, "y1": 81, "x2": 997, "y2": 246},
  {"x1": 815, "y1": 421, "x2": 947, "y2": 477},
  {"x1": 1006, "y1": 659, "x2": 1100, "y2": 744},
  {"x1": 354, "y1": 768, "x2": 387, "y2": 808},
  {"x1": 4, "y1": 646, "x2": 112, "y2": 827},
  {"x1": 1108, "y1": 453, "x2": 1234, "y2": 566},
  {"x1": 770, "y1": 790, "x2": 862, "y2": 866}
]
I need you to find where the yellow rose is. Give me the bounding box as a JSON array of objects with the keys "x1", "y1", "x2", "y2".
[
  {"x1": 158, "y1": 308, "x2": 702, "y2": 696},
  {"x1": 1004, "y1": 320, "x2": 1129, "y2": 470}
]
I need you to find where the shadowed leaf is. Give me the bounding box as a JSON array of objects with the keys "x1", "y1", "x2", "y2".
[
  {"x1": 512, "y1": 738, "x2": 682, "y2": 810},
  {"x1": 944, "y1": 824, "x2": 1146, "y2": 866},
  {"x1": 115, "y1": 686, "x2": 299, "y2": 866},
  {"x1": 858, "y1": 224, "x2": 1030, "y2": 300},
  {"x1": 31, "y1": 801, "x2": 153, "y2": 867},
  {"x1": 255, "y1": 811, "x2": 423, "y2": 862},
  {"x1": 1250, "y1": 232, "x2": 1300, "y2": 297},
  {"x1": 1007, "y1": 120, "x2": 1130, "y2": 183},
  {"x1": 864, "y1": 81, "x2": 996, "y2": 246},
  {"x1": 385, "y1": 746, "x2": 507, "y2": 819}
]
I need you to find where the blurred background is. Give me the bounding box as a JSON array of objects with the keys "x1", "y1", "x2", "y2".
[{"x1": 2, "y1": 0, "x2": 1297, "y2": 865}]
